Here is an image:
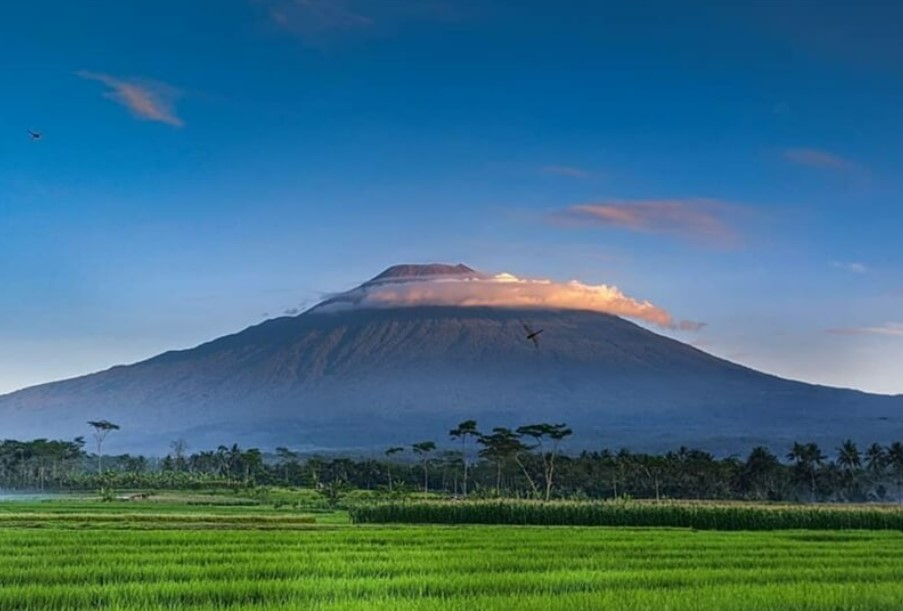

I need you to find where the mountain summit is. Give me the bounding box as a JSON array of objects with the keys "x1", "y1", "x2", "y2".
[
  {"x1": 0, "y1": 264, "x2": 900, "y2": 453},
  {"x1": 368, "y1": 263, "x2": 481, "y2": 283}
]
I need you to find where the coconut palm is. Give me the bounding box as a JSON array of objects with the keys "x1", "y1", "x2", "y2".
[
  {"x1": 787, "y1": 441, "x2": 825, "y2": 501},
  {"x1": 886, "y1": 442, "x2": 903, "y2": 503}
]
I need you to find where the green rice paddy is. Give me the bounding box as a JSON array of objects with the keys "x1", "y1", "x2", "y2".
[{"x1": 1, "y1": 498, "x2": 902, "y2": 610}]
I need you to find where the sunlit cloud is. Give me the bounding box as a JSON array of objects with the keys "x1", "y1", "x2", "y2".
[
  {"x1": 550, "y1": 199, "x2": 740, "y2": 247},
  {"x1": 826, "y1": 323, "x2": 903, "y2": 337},
  {"x1": 78, "y1": 71, "x2": 183, "y2": 127},
  {"x1": 314, "y1": 269, "x2": 701, "y2": 330},
  {"x1": 783, "y1": 148, "x2": 861, "y2": 173},
  {"x1": 541, "y1": 165, "x2": 590, "y2": 179},
  {"x1": 831, "y1": 261, "x2": 868, "y2": 274}
]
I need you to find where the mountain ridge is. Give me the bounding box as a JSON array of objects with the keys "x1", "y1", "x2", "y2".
[{"x1": 0, "y1": 264, "x2": 900, "y2": 454}]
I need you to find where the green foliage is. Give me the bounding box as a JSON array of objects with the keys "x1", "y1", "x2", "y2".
[
  {"x1": 350, "y1": 500, "x2": 903, "y2": 530},
  {"x1": 6, "y1": 432, "x2": 903, "y2": 505},
  {"x1": 1, "y1": 514, "x2": 903, "y2": 609}
]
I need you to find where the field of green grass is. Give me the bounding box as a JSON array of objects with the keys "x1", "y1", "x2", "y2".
[
  {"x1": 2, "y1": 496, "x2": 903, "y2": 610},
  {"x1": 351, "y1": 499, "x2": 903, "y2": 530}
]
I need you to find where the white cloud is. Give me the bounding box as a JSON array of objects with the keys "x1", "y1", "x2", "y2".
[
  {"x1": 827, "y1": 323, "x2": 903, "y2": 337},
  {"x1": 831, "y1": 261, "x2": 868, "y2": 274},
  {"x1": 316, "y1": 270, "x2": 701, "y2": 330}
]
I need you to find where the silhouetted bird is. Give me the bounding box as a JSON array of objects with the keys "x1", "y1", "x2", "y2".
[
  {"x1": 28, "y1": 130, "x2": 41, "y2": 141},
  {"x1": 522, "y1": 322, "x2": 544, "y2": 349}
]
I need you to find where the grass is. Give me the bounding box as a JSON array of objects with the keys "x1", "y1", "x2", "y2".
[
  {"x1": 350, "y1": 499, "x2": 903, "y2": 530},
  {"x1": 2, "y1": 497, "x2": 903, "y2": 609}
]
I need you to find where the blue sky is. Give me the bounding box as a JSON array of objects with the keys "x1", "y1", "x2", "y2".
[{"x1": 1, "y1": 0, "x2": 902, "y2": 394}]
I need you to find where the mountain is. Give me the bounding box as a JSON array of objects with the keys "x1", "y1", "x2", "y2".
[{"x1": 0, "y1": 264, "x2": 900, "y2": 454}]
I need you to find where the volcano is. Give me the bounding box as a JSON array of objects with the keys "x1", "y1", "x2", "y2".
[{"x1": 0, "y1": 264, "x2": 900, "y2": 454}]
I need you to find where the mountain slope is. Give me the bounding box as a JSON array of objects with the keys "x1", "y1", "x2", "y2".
[{"x1": 1, "y1": 302, "x2": 900, "y2": 454}]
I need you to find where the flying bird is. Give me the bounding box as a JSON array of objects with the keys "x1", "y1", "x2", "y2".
[
  {"x1": 522, "y1": 322, "x2": 544, "y2": 349},
  {"x1": 28, "y1": 130, "x2": 42, "y2": 141}
]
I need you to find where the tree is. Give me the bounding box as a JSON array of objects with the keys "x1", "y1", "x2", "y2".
[
  {"x1": 477, "y1": 428, "x2": 539, "y2": 496},
  {"x1": 740, "y1": 446, "x2": 782, "y2": 501},
  {"x1": 241, "y1": 448, "x2": 264, "y2": 483},
  {"x1": 275, "y1": 447, "x2": 300, "y2": 485},
  {"x1": 449, "y1": 420, "x2": 479, "y2": 497},
  {"x1": 412, "y1": 441, "x2": 436, "y2": 493},
  {"x1": 87, "y1": 420, "x2": 120, "y2": 475},
  {"x1": 384, "y1": 447, "x2": 404, "y2": 492},
  {"x1": 169, "y1": 439, "x2": 189, "y2": 472},
  {"x1": 836, "y1": 439, "x2": 862, "y2": 500},
  {"x1": 787, "y1": 441, "x2": 825, "y2": 501},
  {"x1": 886, "y1": 442, "x2": 903, "y2": 503},
  {"x1": 866, "y1": 443, "x2": 887, "y2": 474},
  {"x1": 836, "y1": 439, "x2": 861, "y2": 471},
  {"x1": 516, "y1": 423, "x2": 573, "y2": 500}
]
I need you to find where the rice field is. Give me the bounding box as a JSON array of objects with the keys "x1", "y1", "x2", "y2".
[
  {"x1": 350, "y1": 499, "x2": 903, "y2": 530},
  {"x1": 2, "y1": 501, "x2": 903, "y2": 609}
]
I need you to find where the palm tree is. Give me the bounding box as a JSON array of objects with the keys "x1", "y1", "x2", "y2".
[
  {"x1": 836, "y1": 439, "x2": 862, "y2": 500},
  {"x1": 866, "y1": 443, "x2": 887, "y2": 474},
  {"x1": 741, "y1": 446, "x2": 781, "y2": 501},
  {"x1": 886, "y1": 442, "x2": 903, "y2": 503},
  {"x1": 449, "y1": 420, "x2": 479, "y2": 497},
  {"x1": 787, "y1": 441, "x2": 825, "y2": 501},
  {"x1": 836, "y1": 439, "x2": 861, "y2": 471}
]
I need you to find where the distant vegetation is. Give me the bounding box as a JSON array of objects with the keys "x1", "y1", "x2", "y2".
[
  {"x1": 2, "y1": 420, "x2": 903, "y2": 504},
  {"x1": 351, "y1": 499, "x2": 903, "y2": 530}
]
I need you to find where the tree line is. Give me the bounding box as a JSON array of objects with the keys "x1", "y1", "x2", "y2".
[{"x1": 2, "y1": 419, "x2": 903, "y2": 503}]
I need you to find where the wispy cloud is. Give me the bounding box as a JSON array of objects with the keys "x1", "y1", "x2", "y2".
[
  {"x1": 826, "y1": 323, "x2": 903, "y2": 337},
  {"x1": 315, "y1": 270, "x2": 701, "y2": 330},
  {"x1": 783, "y1": 148, "x2": 862, "y2": 173},
  {"x1": 541, "y1": 165, "x2": 590, "y2": 179},
  {"x1": 831, "y1": 261, "x2": 868, "y2": 274},
  {"x1": 78, "y1": 71, "x2": 183, "y2": 127},
  {"x1": 550, "y1": 199, "x2": 740, "y2": 247},
  {"x1": 258, "y1": 0, "x2": 465, "y2": 41},
  {"x1": 266, "y1": 0, "x2": 373, "y2": 35},
  {"x1": 678, "y1": 320, "x2": 707, "y2": 331}
]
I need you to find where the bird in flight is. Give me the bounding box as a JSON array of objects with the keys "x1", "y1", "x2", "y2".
[
  {"x1": 28, "y1": 130, "x2": 42, "y2": 141},
  {"x1": 522, "y1": 322, "x2": 544, "y2": 349}
]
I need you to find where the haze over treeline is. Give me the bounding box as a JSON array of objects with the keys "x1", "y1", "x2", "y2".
[{"x1": 3, "y1": 424, "x2": 903, "y2": 505}]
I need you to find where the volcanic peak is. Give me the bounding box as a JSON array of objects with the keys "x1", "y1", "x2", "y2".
[{"x1": 367, "y1": 263, "x2": 480, "y2": 284}]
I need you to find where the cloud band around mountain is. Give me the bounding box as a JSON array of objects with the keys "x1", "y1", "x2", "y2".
[{"x1": 316, "y1": 271, "x2": 701, "y2": 330}]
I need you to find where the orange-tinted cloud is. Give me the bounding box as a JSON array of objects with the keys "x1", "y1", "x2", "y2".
[
  {"x1": 318, "y1": 272, "x2": 700, "y2": 330},
  {"x1": 551, "y1": 199, "x2": 739, "y2": 246},
  {"x1": 78, "y1": 71, "x2": 183, "y2": 127},
  {"x1": 783, "y1": 148, "x2": 861, "y2": 173}
]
